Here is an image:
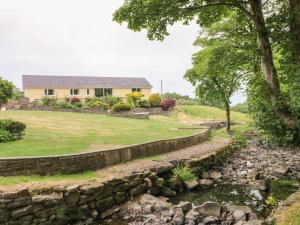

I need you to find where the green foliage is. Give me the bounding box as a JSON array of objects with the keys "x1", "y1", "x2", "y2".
[
  {"x1": 126, "y1": 92, "x2": 144, "y2": 107},
  {"x1": 111, "y1": 102, "x2": 131, "y2": 112},
  {"x1": 55, "y1": 205, "x2": 67, "y2": 221},
  {"x1": 113, "y1": 0, "x2": 300, "y2": 144},
  {"x1": 248, "y1": 74, "x2": 297, "y2": 145},
  {"x1": 55, "y1": 102, "x2": 73, "y2": 109},
  {"x1": 12, "y1": 92, "x2": 24, "y2": 101},
  {"x1": 0, "y1": 77, "x2": 14, "y2": 107},
  {"x1": 172, "y1": 166, "x2": 197, "y2": 182},
  {"x1": 162, "y1": 92, "x2": 202, "y2": 105},
  {"x1": 84, "y1": 97, "x2": 109, "y2": 110},
  {"x1": 41, "y1": 97, "x2": 57, "y2": 106},
  {"x1": 162, "y1": 92, "x2": 190, "y2": 101},
  {"x1": 185, "y1": 37, "x2": 248, "y2": 132},
  {"x1": 270, "y1": 179, "x2": 299, "y2": 201},
  {"x1": 73, "y1": 102, "x2": 83, "y2": 109},
  {"x1": 185, "y1": 40, "x2": 247, "y2": 107},
  {"x1": 136, "y1": 99, "x2": 150, "y2": 108},
  {"x1": 0, "y1": 119, "x2": 26, "y2": 143},
  {"x1": 103, "y1": 95, "x2": 122, "y2": 108},
  {"x1": 233, "y1": 133, "x2": 248, "y2": 149},
  {"x1": 148, "y1": 94, "x2": 161, "y2": 107},
  {"x1": 265, "y1": 195, "x2": 278, "y2": 207},
  {"x1": 231, "y1": 102, "x2": 248, "y2": 114}
]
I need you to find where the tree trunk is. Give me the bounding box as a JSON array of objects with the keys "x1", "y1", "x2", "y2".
[
  {"x1": 289, "y1": 0, "x2": 300, "y2": 142},
  {"x1": 249, "y1": 0, "x2": 280, "y2": 101},
  {"x1": 289, "y1": 0, "x2": 300, "y2": 63},
  {"x1": 250, "y1": 0, "x2": 294, "y2": 126},
  {"x1": 225, "y1": 103, "x2": 231, "y2": 134}
]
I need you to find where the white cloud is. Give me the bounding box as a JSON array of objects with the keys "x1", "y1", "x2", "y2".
[{"x1": 0, "y1": 0, "x2": 245, "y2": 104}]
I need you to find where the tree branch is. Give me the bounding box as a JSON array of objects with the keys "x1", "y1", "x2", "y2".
[{"x1": 183, "y1": 1, "x2": 254, "y2": 20}]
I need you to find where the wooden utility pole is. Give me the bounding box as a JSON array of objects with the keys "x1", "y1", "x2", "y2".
[{"x1": 160, "y1": 80, "x2": 163, "y2": 96}]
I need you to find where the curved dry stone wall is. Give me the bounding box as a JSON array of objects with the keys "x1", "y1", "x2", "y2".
[
  {"x1": 0, "y1": 143, "x2": 236, "y2": 225},
  {"x1": 0, "y1": 130, "x2": 210, "y2": 176}
]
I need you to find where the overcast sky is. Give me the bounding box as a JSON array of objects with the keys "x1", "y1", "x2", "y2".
[{"x1": 0, "y1": 0, "x2": 245, "y2": 104}]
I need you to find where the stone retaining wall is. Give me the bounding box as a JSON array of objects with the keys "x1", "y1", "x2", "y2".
[
  {"x1": 0, "y1": 142, "x2": 236, "y2": 225},
  {"x1": 0, "y1": 130, "x2": 210, "y2": 176}
]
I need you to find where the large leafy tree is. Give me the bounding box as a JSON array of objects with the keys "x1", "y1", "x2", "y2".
[
  {"x1": 185, "y1": 40, "x2": 249, "y2": 133},
  {"x1": 0, "y1": 77, "x2": 14, "y2": 107},
  {"x1": 114, "y1": 0, "x2": 300, "y2": 143}
]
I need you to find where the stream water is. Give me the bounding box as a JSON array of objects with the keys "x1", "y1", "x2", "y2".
[
  {"x1": 103, "y1": 179, "x2": 299, "y2": 224},
  {"x1": 171, "y1": 183, "x2": 271, "y2": 218}
]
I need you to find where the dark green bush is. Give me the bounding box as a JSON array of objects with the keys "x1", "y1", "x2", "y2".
[
  {"x1": 148, "y1": 94, "x2": 161, "y2": 107},
  {"x1": 73, "y1": 102, "x2": 83, "y2": 109},
  {"x1": 0, "y1": 119, "x2": 26, "y2": 142},
  {"x1": 136, "y1": 99, "x2": 150, "y2": 108},
  {"x1": 111, "y1": 102, "x2": 131, "y2": 112},
  {"x1": 103, "y1": 95, "x2": 122, "y2": 108},
  {"x1": 84, "y1": 97, "x2": 109, "y2": 110},
  {"x1": 41, "y1": 97, "x2": 57, "y2": 106},
  {"x1": 55, "y1": 102, "x2": 73, "y2": 109}
]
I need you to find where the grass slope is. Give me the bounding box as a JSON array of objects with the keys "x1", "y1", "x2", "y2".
[
  {"x1": 275, "y1": 192, "x2": 300, "y2": 225},
  {"x1": 179, "y1": 105, "x2": 250, "y2": 123},
  {"x1": 0, "y1": 105, "x2": 248, "y2": 186},
  {"x1": 0, "y1": 110, "x2": 198, "y2": 157}
]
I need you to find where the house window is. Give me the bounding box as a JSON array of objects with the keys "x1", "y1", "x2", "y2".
[
  {"x1": 95, "y1": 88, "x2": 112, "y2": 97},
  {"x1": 132, "y1": 88, "x2": 141, "y2": 92},
  {"x1": 70, "y1": 89, "x2": 80, "y2": 96},
  {"x1": 44, "y1": 89, "x2": 55, "y2": 96},
  {"x1": 87, "y1": 89, "x2": 90, "y2": 95},
  {"x1": 104, "y1": 88, "x2": 112, "y2": 96}
]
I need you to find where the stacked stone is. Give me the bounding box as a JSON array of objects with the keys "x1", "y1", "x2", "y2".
[
  {"x1": 0, "y1": 170, "x2": 187, "y2": 225},
  {"x1": 122, "y1": 194, "x2": 264, "y2": 225},
  {"x1": 0, "y1": 142, "x2": 235, "y2": 225}
]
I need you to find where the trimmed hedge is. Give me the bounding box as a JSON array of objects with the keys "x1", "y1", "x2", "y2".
[
  {"x1": 0, "y1": 119, "x2": 26, "y2": 143},
  {"x1": 111, "y1": 102, "x2": 131, "y2": 112},
  {"x1": 148, "y1": 94, "x2": 161, "y2": 107}
]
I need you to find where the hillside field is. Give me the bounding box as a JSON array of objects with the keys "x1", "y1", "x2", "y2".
[{"x1": 0, "y1": 105, "x2": 249, "y2": 157}]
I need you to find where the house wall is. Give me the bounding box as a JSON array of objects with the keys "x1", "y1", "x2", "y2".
[{"x1": 24, "y1": 88, "x2": 152, "y2": 102}]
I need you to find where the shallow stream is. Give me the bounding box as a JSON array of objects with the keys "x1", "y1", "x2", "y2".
[{"x1": 103, "y1": 179, "x2": 299, "y2": 224}]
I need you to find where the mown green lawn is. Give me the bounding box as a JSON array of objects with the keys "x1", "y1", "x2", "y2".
[
  {"x1": 0, "y1": 110, "x2": 199, "y2": 157},
  {"x1": 179, "y1": 105, "x2": 250, "y2": 123}
]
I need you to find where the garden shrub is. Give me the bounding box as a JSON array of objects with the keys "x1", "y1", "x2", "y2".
[
  {"x1": 55, "y1": 102, "x2": 73, "y2": 109},
  {"x1": 148, "y1": 94, "x2": 161, "y2": 107},
  {"x1": 89, "y1": 101, "x2": 108, "y2": 109},
  {"x1": 126, "y1": 92, "x2": 144, "y2": 107},
  {"x1": 161, "y1": 99, "x2": 176, "y2": 111},
  {"x1": 32, "y1": 100, "x2": 42, "y2": 107},
  {"x1": 111, "y1": 102, "x2": 131, "y2": 112},
  {"x1": 103, "y1": 95, "x2": 122, "y2": 108},
  {"x1": 172, "y1": 166, "x2": 197, "y2": 182},
  {"x1": 70, "y1": 97, "x2": 81, "y2": 105},
  {"x1": 0, "y1": 119, "x2": 26, "y2": 143},
  {"x1": 73, "y1": 102, "x2": 83, "y2": 109},
  {"x1": 41, "y1": 97, "x2": 57, "y2": 106},
  {"x1": 84, "y1": 97, "x2": 109, "y2": 110},
  {"x1": 136, "y1": 99, "x2": 150, "y2": 108}
]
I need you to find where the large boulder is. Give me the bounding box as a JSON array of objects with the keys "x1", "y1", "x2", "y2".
[
  {"x1": 199, "y1": 179, "x2": 214, "y2": 187},
  {"x1": 197, "y1": 201, "x2": 222, "y2": 217}
]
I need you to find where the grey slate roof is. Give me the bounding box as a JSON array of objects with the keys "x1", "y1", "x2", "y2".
[{"x1": 23, "y1": 75, "x2": 153, "y2": 89}]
